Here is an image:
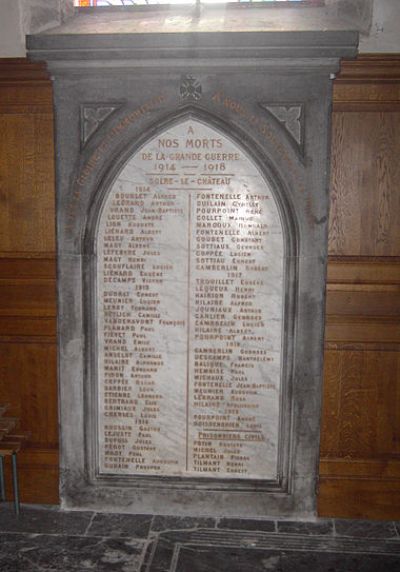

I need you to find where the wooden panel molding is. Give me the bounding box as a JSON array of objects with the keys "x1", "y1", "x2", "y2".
[
  {"x1": 0, "y1": 114, "x2": 56, "y2": 253},
  {"x1": 0, "y1": 318, "x2": 56, "y2": 340},
  {"x1": 320, "y1": 348, "x2": 400, "y2": 458},
  {"x1": 333, "y1": 55, "x2": 400, "y2": 111},
  {"x1": 327, "y1": 257, "x2": 400, "y2": 284},
  {"x1": 0, "y1": 256, "x2": 56, "y2": 341},
  {"x1": 318, "y1": 479, "x2": 400, "y2": 522},
  {"x1": 336, "y1": 55, "x2": 400, "y2": 82},
  {"x1": 0, "y1": 59, "x2": 53, "y2": 111},
  {"x1": 320, "y1": 458, "x2": 400, "y2": 480},
  {"x1": 325, "y1": 258, "x2": 400, "y2": 345},
  {"x1": 0, "y1": 60, "x2": 55, "y2": 254},
  {"x1": 0, "y1": 59, "x2": 51, "y2": 81},
  {"x1": 320, "y1": 55, "x2": 400, "y2": 518},
  {"x1": 320, "y1": 256, "x2": 400, "y2": 519},
  {"x1": 320, "y1": 258, "x2": 400, "y2": 514},
  {"x1": 328, "y1": 112, "x2": 400, "y2": 257},
  {"x1": 0, "y1": 256, "x2": 56, "y2": 277},
  {"x1": 0, "y1": 59, "x2": 58, "y2": 504},
  {"x1": 2, "y1": 449, "x2": 59, "y2": 505},
  {"x1": 0, "y1": 342, "x2": 58, "y2": 448},
  {"x1": 319, "y1": 457, "x2": 400, "y2": 519}
]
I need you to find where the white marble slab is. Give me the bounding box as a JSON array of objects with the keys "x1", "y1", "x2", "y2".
[{"x1": 97, "y1": 119, "x2": 284, "y2": 480}]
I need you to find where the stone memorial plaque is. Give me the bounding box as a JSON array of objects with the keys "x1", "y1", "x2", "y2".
[
  {"x1": 97, "y1": 119, "x2": 284, "y2": 480},
  {"x1": 29, "y1": 16, "x2": 358, "y2": 516}
]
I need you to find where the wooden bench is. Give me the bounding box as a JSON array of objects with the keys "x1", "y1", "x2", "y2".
[{"x1": 0, "y1": 404, "x2": 30, "y2": 516}]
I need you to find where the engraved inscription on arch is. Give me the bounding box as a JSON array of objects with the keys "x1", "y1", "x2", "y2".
[{"x1": 96, "y1": 118, "x2": 285, "y2": 480}]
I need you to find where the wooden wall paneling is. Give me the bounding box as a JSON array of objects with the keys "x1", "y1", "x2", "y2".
[
  {"x1": 328, "y1": 111, "x2": 400, "y2": 256},
  {"x1": 332, "y1": 55, "x2": 400, "y2": 111},
  {"x1": 0, "y1": 342, "x2": 58, "y2": 448},
  {"x1": 326, "y1": 318, "x2": 399, "y2": 345},
  {"x1": 320, "y1": 348, "x2": 400, "y2": 458},
  {"x1": 0, "y1": 59, "x2": 58, "y2": 504},
  {"x1": 0, "y1": 112, "x2": 55, "y2": 253},
  {"x1": 327, "y1": 257, "x2": 400, "y2": 283},
  {"x1": 318, "y1": 479, "x2": 400, "y2": 522},
  {"x1": 2, "y1": 449, "x2": 59, "y2": 505},
  {"x1": 327, "y1": 290, "x2": 399, "y2": 317},
  {"x1": 0, "y1": 256, "x2": 57, "y2": 341},
  {"x1": 320, "y1": 263, "x2": 400, "y2": 519},
  {"x1": 325, "y1": 258, "x2": 400, "y2": 345},
  {"x1": 320, "y1": 56, "x2": 400, "y2": 520},
  {"x1": 0, "y1": 317, "x2": 56, "y2": 339},
  {"x1": 329, "y1": 55, "x2": 400, "y2": 258},
  {"x1": 0, "y1": 279, "x2": 56, "y2": 316},
  {"x1": 1, "y1": 56, "x2": 399, "y2": 514}
]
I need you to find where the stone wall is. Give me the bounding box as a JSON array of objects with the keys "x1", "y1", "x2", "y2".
[
  {"x1": 1, "y1": 0, "x2": 400, "y2": 57},
  {"x1": 0, "y1": 0, "x2": 74, "y2": 56},
  {"x1": 326, "y1": 0, "x2": 374, "y2": 35},
  {"x1": 22, "y1": 0, "x2": 75, "y2": 35},
  {"x1": 360, "y1": 0, "x2": 400, "y2": 53}
]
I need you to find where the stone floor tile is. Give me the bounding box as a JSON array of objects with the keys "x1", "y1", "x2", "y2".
[
  {"x1": 335, "y1": 518, "x2": 398, "y2": 539},
  {"x1": 218, "y1": 517, "x2": 275, "y2": 532},
  {"x1": 175, "y1": 547, "x2": 282, "y2": 571},
  {"x1": 173, "y1": 546, "x2": 400, "y2": 572},
  {"x1": 281, "y1": 551, "x2": 400, "y2": 572},
  {"x1": 0, "y1": 505, "x2": 93, "y2": 536},
  {"x1": 277, "y1": 519, "x2": 333, "y2": 536},
  {"x1": 151, "y1": 515, "x2": 215, "y2": 532},
  {"x1": 86, "y1": 513, "x2": 152, "y2": 538},
  {"x1": 0, "y1": 532, "x2": 145, "y2": 571},
  {"x1": 1, "y1": 507, "x2": 400, "y2": 572}
]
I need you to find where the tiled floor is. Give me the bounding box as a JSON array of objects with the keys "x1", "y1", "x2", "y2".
[{"x1": 0, "y1": 505, "x2": 399, "y2": 571}]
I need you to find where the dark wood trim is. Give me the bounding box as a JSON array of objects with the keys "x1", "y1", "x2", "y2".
[
  {"x1": 0, "y1": 58, "x2": 50, "y2": 82},
  {"x1": 336, "y1": 54, "x2": 400, "y2": 83},
  {"x1": 333, "y1": 55, "x2": 400, "y2": 111},
  {"x1": 325, "y1": 342, "x2": 400, "y2": 351},
  {"x1": 320, "y1": 458, "x2": 400, "y2": 479}
]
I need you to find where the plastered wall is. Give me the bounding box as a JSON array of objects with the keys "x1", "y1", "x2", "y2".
[
  {"x1": 0, "y1": 0, "x2": 74, "y2": 57},
  {"x1": 1, "y1": 0, "x2": 400, "y2": 57},
  {"x1": 360, "y1": 0, "x2": 400, "y2": 52},
  {"x1": 2, "y1": 0, "x2": 400, "y2": 58}
]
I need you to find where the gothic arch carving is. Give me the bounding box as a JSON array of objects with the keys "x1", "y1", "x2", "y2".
[{"x1": 83, "y1": 108, "x2": 298, "y2": 492}]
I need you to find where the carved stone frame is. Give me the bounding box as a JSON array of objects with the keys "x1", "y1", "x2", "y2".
[
  {"x1": 82, "y1": 106, "x2": 298, "y2": 496},
  {"x1": 27, "y1": 26, "x2": 358, "y2": 517}
]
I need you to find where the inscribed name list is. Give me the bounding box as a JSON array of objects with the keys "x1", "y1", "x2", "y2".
[{"x1": 97, "y1": 119, "x2": 284, "y2": 480}]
